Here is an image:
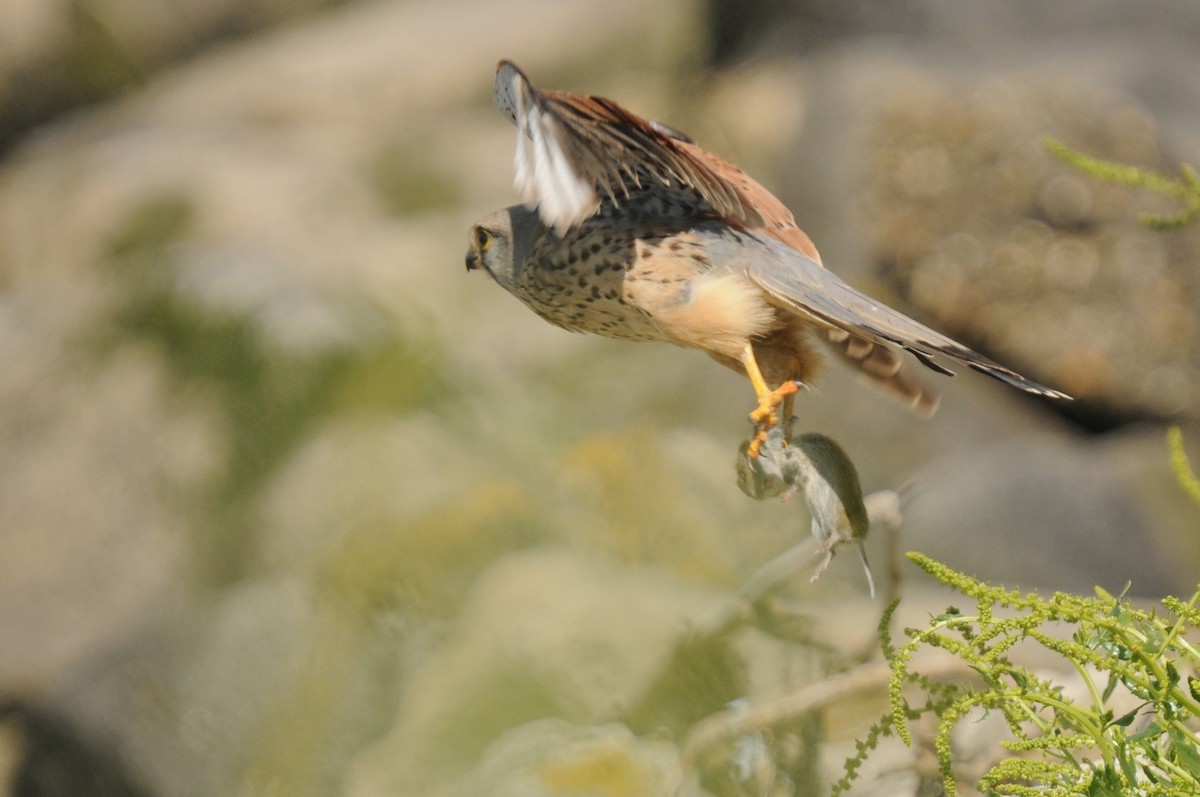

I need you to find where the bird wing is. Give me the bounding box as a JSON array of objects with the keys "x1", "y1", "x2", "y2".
[
  {"x1": 725, "y1": 230, "x2": 1071, "y2": 399},
  {"x1": 494, "y1": 60, "x2": 777, "y2": 236}
]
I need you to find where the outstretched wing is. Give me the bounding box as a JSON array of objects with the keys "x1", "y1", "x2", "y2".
[
  {"x1": 494, "y1": 60, "x2": 780, "y2": 237},
  {"x1": 723, "y1": 230, "x2": 1071, "y2": 399}
]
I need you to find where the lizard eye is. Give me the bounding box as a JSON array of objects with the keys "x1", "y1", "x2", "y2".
[{"x1": 475, "y1": 227, "x2": 494, "y2": 251}]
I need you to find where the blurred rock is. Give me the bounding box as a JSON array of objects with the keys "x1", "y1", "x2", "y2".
[
  {"x1": 704, "y1": 0, "x2": 1200, "y2": 110},
  {"x1": 4, "y1": 1, "x2": 1200, "y2": 796},
  {"x1": 0, "y1": 699, "x2": 153, "y2": 797},
  {"x1": 345, "y1": 548, "x2": 727, "y2": 796},
  {"x1": 898, "y1": 425, "x2": 1200, "y2": 596},
  {"x1": 0, "y1": 0, "x2": 339, "y2": 157},
  {"x1": 855, "y1": 76, "x2": 1200, "y2": 428}
]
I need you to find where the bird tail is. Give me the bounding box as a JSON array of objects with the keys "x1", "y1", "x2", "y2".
[{"x1": 819, "y1": 328, "x2": 941, "y2": 416}]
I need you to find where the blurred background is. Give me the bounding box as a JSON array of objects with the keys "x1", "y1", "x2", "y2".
[{"x1": 1, "y1": 0, "x2": 1199, "y2": 794}]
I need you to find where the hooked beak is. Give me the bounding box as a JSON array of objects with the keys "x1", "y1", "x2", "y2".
[{"x1": 465, "y1": 250, "x2": 479, "y2": 271}]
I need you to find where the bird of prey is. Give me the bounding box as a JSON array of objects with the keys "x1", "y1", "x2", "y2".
[{"x1": 466, "y1": 60, "x2": 1069, "y2": 453}]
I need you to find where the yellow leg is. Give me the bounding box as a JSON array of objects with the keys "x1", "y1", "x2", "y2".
[
  {"x1": 739, "y1": 344, "x2": 799, "y2": 457},
  {"x1": 781, "y1": 391, "x2": 797, "y2": 437}
]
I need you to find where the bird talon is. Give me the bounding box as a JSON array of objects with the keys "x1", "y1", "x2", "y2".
[
  {"x1": 749, "y1": 406, "x2": 777, "y2": 426},
  {"x1": 747, "y1": 429, "x2": 768, "y2": 458},
  {"x1": 747, "y1": 380, "x2": 802, "y2": 448}
]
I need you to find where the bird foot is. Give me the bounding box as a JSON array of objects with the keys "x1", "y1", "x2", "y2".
[
  {"x1": 746, "y1": 381, "x2": 802, "y2": 457},
  {"x1": 748, "y1": 381, "x2": 801, "y2": 426}
]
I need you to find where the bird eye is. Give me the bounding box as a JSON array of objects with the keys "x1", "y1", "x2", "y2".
[{"x1": 475, "y1": 227, "x2": 493, "y2": 250}]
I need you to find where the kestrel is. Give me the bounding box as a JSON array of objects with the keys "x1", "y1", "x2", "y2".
[{"x1": 467, "y1": 61, "x2": 1069, "y2": 452}]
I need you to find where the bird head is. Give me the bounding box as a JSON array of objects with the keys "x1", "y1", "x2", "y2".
[{"x1": 465, "y1": 205, "x2": 542, "y2": 293}]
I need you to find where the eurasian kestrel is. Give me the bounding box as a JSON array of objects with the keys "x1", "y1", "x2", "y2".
[{"x1": 467, "y1": 61, "x2": 1069, "y2": 452}]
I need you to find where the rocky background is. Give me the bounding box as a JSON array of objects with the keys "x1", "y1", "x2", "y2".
[{"x1": 1, "y1": 0, "x2": 1199, "y2": 795}]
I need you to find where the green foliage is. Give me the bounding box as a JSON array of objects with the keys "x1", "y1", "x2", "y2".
[
  {"x1": 835, "y1": 429, "x2": 1200, "y2": 796},
  {"x1": 891, "y1": 560, "x2": 1200, "y2": 796},
  {"x1": 1168, "y1": 427, "x2": 1200, "y2": 508},
  {"x1": 1045, "y1": 138, "x2": 1200, "y2": 230}
]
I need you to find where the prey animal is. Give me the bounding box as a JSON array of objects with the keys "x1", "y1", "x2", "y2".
[
  {"x1": 737, "y1": 427, "x2": 878, "y2": 597},
  {"x1": 466, "y1": 61, "x2": 1069, "y2": 451}
]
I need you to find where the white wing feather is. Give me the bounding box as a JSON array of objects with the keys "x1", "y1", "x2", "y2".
[{"x1": 496, "y1": 61, "x2": 598, "y2": 235}]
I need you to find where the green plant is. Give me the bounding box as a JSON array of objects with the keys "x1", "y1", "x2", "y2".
[
  {"x1": 1045, "y1": 138, "x2": 1200, "y2": 230},
  {"x1": 836, "y1": 428, "x2": 1200, "y2": 796}
]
